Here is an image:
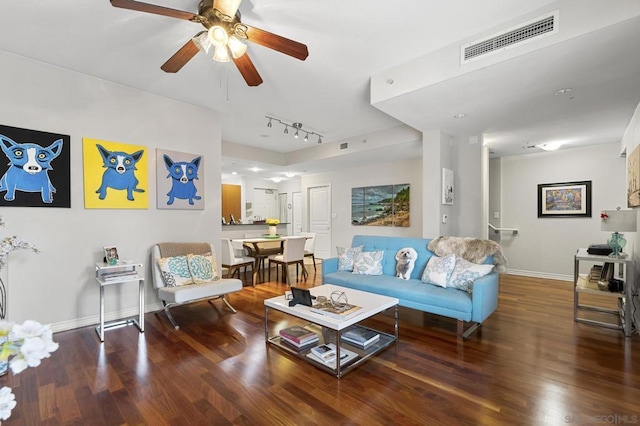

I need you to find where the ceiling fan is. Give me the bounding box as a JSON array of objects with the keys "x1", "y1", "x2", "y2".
[{"x1": 110, "y1": 0, "x2": 309, "y2": 86}]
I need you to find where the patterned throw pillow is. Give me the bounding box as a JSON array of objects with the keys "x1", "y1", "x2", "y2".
[
  {"x1": 421, "y1": 254, "x2": 456, "y2": 288},
  {"x1": 157, "y1": 255, "x2": 193, "y2": 287},
  {"x1": 352, "y1": 251, "x2": 384, "y2": 275},
  {"x1": 448, "y1": 256, "x2": 494, "y2": 293},
  {"x1": 187, "y1": 252, "x2": 220, "y2": 284},
  {"x1": 337, "y1": 245, "x2": 364, "y2": 272}
]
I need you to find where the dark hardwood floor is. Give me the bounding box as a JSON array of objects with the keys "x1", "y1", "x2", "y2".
[{"x1": 4, "y1": 266, "x2": 640, "y2": 425}]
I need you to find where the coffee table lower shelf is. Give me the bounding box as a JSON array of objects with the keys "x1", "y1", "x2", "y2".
[{"x1": 266, "y1": 322, "x2": 397, "y2": 378}]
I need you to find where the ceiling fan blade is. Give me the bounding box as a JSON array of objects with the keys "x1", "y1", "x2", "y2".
[
  {"x1": 110, "y1": 0, "x2": 199, "y2": 21},
  {"x1": 245, "y1": 25, "x2": 309, "y2": 61},
  {"x1": 232, "y1": 53, "x2": 263, "y2": 86},
  {"x1": 213, "y1": 0, "x2": 242, "y2": 17},
  {"x1": 161, "y1": 39, "x2": 200, "y2": 73}
]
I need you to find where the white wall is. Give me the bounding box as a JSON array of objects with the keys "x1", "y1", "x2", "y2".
[
  {"x1": 302, "y1": 157, "x2": 423, "y2": 255},
  {"x1": 499, "y1": 143, "x2": 626, "y2": 279},
  {"x1": 0, "y1": 51, "x2": 222, "y2": 330}
]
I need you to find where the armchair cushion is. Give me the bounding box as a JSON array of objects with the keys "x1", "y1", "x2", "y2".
[
  {"x1": 157, "y1": 255, "x2": 194, "y2": 287},
  {"x1": 187, "y1": 253, "x2": 220, "y2": 284}
]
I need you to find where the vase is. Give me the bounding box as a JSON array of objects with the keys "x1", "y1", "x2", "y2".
[{"x1": 269, "y1": 225, "x2": 277, "y2": 236}]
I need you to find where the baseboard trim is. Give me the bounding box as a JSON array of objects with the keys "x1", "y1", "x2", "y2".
[
  {"x1": 51, "y1": 302, "x2": 164, "y2": 334},
  {"x1": 506, "y1": 269, "x2": 572, "y2": 282}
]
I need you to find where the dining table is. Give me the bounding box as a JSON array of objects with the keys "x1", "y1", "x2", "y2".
[{"x1": 233, "y1": 236, "x2": 310, "y2": 285}]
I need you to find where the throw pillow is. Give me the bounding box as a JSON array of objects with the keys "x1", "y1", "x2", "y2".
[
  {"x1": 337, "y1": 245, "x2": 364, "y2": 272},
  {"x1": 421, "y1": 254, "x2": 456, "y2": 288},
  {"x1": 448, "y1": 256, "x2": 494, "y2": 293},
  {"x1": 352, "y1": 251, "x2": 384, "y2": 275},
  {"x1": 157, "y1": 255, "x2": 193, "y2": 287},
  {"x1": 187, "y1": 252, "x2": 220, "y2": 284}
]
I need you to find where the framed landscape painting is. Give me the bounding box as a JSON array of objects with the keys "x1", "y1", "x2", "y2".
[{"x1": 537, "y1": 180, "x2": 592, "y2": 218}]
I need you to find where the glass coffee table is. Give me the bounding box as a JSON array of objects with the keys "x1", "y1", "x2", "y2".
[{"x1": 264, "y1": 284, "x2": 399, "y2": 378}]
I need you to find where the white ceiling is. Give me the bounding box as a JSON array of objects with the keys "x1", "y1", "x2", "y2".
[{"x1": 1, "y1": 1, "x2": 640, "y2": 181}]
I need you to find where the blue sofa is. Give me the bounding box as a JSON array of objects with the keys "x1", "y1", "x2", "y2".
[{"x1": 322, "y1": 235, "x2": 499, "y2": 339}]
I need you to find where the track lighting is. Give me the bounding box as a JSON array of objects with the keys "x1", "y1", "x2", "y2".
[{"x1": 265, "y1": 116, "x2": 324, "y2": 144}]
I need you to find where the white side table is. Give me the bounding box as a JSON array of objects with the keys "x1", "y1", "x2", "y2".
[
  {"x1": 574, "y1": 249, "x2": 634, "y2": 337},
  {"x1": 95, "y1": 261, "x2": 145, "y2": 342}
]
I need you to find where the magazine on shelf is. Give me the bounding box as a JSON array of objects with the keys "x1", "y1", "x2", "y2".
[
  {"x1": 279, "y1": 334, "x2": 319, "y2": 350},
  {"x1": 309, "y1": 301, "x2": 363, "y2": 320},
  {"x1": 279, "y1": 325, "x2": 318, "y2": 344},
  {"x1": 341, "y1": 327, "x2": 380, "y2": 347},
  {"x1": 306, "y1": 343, "x2": 358, "y2": 368},
  {"x1": 310, "y1": 344, "x2": 337, "y2": 361}
]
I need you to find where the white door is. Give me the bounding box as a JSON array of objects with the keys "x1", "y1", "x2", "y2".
[
  {"x1": 309, "y1": 185, "x2": 331, "y2": 259},
  {"x1": 292, "y1": 191, "x2": 302, "y2": 234}
]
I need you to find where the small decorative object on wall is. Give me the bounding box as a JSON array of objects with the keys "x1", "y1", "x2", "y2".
[
  {"x1": 538, "y1": 180, "x2": 592, "y2": 218},
  {"x1": 442, "y1": 168, "x2": 454, "y2": 205},
  {"x1": 156, "y1": 149, "x2": 204, "y2": 210},
  {"x1": 0, "y1": 124, "x2": 70, "y2": 208},
  {"x1": 627, "y1": 144, "x2": 640, "y2": 207},
  {"x1": 82, "y1": 138, "x2": 148, "y2": 209},
  {"x1": 351, "y1": 184, "x2": 410, "y2": 227}
]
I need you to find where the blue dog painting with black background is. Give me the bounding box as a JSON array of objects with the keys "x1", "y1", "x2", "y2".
[
  {"x1": 156, "y1": 148, "x2": 204, "y2": 210},
  {"x1": 0, "y1": 124, "x2": 70, "y2": 208}
]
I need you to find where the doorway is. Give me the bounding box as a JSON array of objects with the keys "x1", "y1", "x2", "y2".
[{"x1": 308, "y1": 185, "x2": 331, "y2": 259}]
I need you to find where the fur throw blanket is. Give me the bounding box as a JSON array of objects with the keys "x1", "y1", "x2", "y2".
[{"x1": 427, "y1": 236, "x2": 507, "y2": 273}]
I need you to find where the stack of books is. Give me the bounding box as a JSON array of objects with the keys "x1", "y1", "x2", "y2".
[
  {"x1": 306, "y1": 343, "x2": 358, "y2": 368},
  {"x1": 341, "y1": 327, "x2": 380, "y2": 349},
  {"x1": 278, "y1": 326, "x2": 319, "y2": 350},
  {"x1": 309, "y1": 301, "x2": 363, "y2": 320},
  {"x1": 98, "y1": 269, "x2": 138, "y2": 282},
  {"x1": 589, "y1": 265, "x2": 603, "y2": 282}
]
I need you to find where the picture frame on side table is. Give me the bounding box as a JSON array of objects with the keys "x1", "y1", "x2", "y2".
[
  {"x1": 103, "y1": 246, "x2": 119, "y2": 265},
  {"x1": 537, "y1": 181, "x2": 592, "y2": 218}
]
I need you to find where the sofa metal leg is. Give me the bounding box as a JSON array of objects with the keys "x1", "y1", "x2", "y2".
[
  {"x1": 457, "y1": 320, "x2": 481, "y2": 340},
  {"x1": 221, "y1": 295, "x2": 238, "y2": 313},
  {"x1": 162, "y1": 302, "x2": 180, "y2": 330}
]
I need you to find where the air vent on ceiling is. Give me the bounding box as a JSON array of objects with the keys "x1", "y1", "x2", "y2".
[
  {"x1": 340, "y1": 142, "x2": 349, "y2": 150},
  {"x1": 461, "y1": 10, "x2": 558, "y2": 64}
]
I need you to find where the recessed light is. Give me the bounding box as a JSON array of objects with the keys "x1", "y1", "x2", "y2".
[
  {"x1": 249, "y1": 167, "x2": 261, "y2": 172},
  {"x1": 554, "y1": 88, "x2": 573, "y2": 96},
  {"x1": 284, "y1": 172, "x2": 296, "y2": 178},
  {"x1": 231, "y1": 171, "x2": 237, "y2": 175},
  {"x1": 453, "y1": 113, "x2": 466, "y2": 119}
]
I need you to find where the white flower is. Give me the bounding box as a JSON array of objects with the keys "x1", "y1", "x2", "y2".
[
  {"x1": 11, "y1": 320, "x2": 49, "y2": 340},
  {"x1": 0, "y1": 386, "x2": 16, "y2": 421}
]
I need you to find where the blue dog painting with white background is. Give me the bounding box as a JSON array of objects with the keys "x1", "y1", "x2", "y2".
[
  {"x1": 156, "y1": 148, "x2": 204, "y2": 210},
  {"x1": 0, "y1": 125, "x2": 70, "y2": 208}
]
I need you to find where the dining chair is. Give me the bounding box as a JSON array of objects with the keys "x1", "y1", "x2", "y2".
[
  {"x1": 268, "y1": 236, "x2": 308, "y2": 285},
  {"x1": 299, "y1": 232, "x2": 317, "y2": 271},
  {"x1": 221, "y1": 238, "x2": 255, "y2": 284}
]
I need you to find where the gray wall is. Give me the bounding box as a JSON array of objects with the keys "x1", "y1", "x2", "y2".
[
  {"x1": 0, "y1": 51, "x2": 222, "y2": 329},
  {"x1": 498, "y1": 143, "x2": 626, "y2": 279}
]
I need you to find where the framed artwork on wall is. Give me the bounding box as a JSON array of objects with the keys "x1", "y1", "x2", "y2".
[
  {"x1": 351, "y1": 184, "x2": 410, "y2": 227},
  {"x1": 0, "y1": 124, "x2": 71, "y2": 208},
  {"x1": 627, "y1": 144, "x2": 640, "y2": 207},
  {"x1": 82, "y1": 138, "x2": 149, "y2": 209},
  {"x1": 537, "y1": 180, "x2": 592, "y2": 218},
  {"x1": 156, "y1": 148, "x2": 204, "y2": 210},
  {"x1": 442, "y1": 168, "x2": 454, "y2": 205}
]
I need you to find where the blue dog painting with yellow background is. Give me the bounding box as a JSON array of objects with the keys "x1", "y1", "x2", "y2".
[
  {"x1": 96, "y1": 144, "x2": 145, "y2": 201},
  {"x1": 0, "y1": 125, "x2": 70, "y2": 208}
]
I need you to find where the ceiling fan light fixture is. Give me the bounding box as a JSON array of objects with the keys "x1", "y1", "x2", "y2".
[
  {"x1": 228, "y1": 35, "x2": 248, "y2": 58},
  {"x1": 213, "y1": 45, "x2": 231, "y2": 63},
  {"x1": 192, "y1": 32, "x2": 211, "y2": 54},
  {"x1": 208, "y1": 26, "x2": 229, "y2": 47}
]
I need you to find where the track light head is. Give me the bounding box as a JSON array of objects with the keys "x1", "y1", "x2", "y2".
[
  {"x1": 304, "y1": 133, "x2": 309, "y2": 142},
  {"x1": 267, "y1": 119, "x2": 272, "y2": 128},
  {"x1": 284, "y1": 126, "x2": 288, "y2": 134}
]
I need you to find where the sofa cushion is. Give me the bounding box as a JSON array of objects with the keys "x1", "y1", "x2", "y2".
[
  {"x1": 158, "y1": 279, "x2": 242, "y2": 304},
  {"x1": 187, "y1": 253, "x2": 220, "y2": 284},
  {"x1": 337, "y1": 245, "x2": 363, "y2": 272},
  {"x1": 352, "y1": 251, "x2": 384, "y2": 275},
  {"x1": 157, "y1": 255, "x2": 193, "y2": 287},
  {"x1": 421, "y1": 254, "x2": 456, "y2": 287},
  {"x1": 448, "y1": 257, "x2": 494, "y2": 293}
]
